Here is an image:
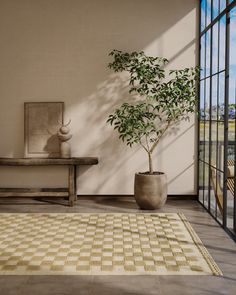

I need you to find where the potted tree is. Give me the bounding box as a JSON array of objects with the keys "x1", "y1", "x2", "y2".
[{"x1": 107, "y1": 50, "x2": 199, "y2": 209}]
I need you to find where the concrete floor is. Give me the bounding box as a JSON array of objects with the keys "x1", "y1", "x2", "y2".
[{"x1": 0, "y1": 196, "x2": 235, "y2": 295}]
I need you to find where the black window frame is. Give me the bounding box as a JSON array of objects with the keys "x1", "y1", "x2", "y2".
[{"x1": 198, "y1": 0, "x2": 236, "y2": 242}]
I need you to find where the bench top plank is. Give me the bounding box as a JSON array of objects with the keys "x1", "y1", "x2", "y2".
[{"x1": 0, "y1": 157, "x2": 98, "y2": 166}]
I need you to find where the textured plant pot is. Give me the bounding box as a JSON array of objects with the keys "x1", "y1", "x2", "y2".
[{"x1": 134, "y1": 172, "x2": 167, "y2": 209}]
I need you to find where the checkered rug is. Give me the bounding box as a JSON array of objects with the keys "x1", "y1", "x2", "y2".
[{"x1": 0, "y1": 213, "x2": 222, "y2": 275}]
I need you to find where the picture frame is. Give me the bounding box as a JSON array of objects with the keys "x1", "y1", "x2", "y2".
[{"x1": 24, "y1": 102, "x2": 64, "y2": 158}]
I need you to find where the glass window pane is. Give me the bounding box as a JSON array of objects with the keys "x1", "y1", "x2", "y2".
[
  {"x1": 219, "y1": 16, "x2": 226, "y2": 71},
  {"x1": 212, "y1": 22, "x2": 219, "y2": 74},
  {"x1": 213, "y1": 0, "x2": 220, "y2": 20},
  {"x1": 204, "y1": 78, "x2": 210, "y2": 164},
  {"x1": 209, "y1": 167, "x2": 224, "y2": 218},
  {"x1": 211, "y1": 77, "x2": 218, "y2": 167},
  {"x1": 228, "y1": 111, "x2": 235, "y2": 143},
  {"x1": 204, "y1": 164, "x2": 209, "y2": 207},
  {"x1": 199, "y1": 161, "x2": 204, "y2": 204},
  {"x1": 201, "y1": 34, "x2": 206, "y2": 79},
  {"x1": 205, "y1": 78, "x2": 211, "y2": 120},
  {"x1": 200, "y1": 121, "x2": 205, "y2": 161},
  {"x1": 218, "y1": 122, "x2": 224, "y2": 171},
  {"x1": 216, "y1": 170, "x2": 223, "y2": 224},
  {"x1": 206, "y1": 0, "x2": 212, "y2": 27},
  {"x1": 201, "y1": 0, "x2": 206, "y2": 31},
  {"x1": 211, "y1": 75, "x2": 218, "y2": 120},
  {"x1": 200, "y1": 79, "x2": 205, "y2": 162},
  {"x1": 218, "y1": 72, "x2": 225, "y2": 120},
  {"x1": 217, "y1": 122, "x2": 224, "y2": 171},
  {"x1": 205, "y1": 128, "x2": 210, "y2": 164},
  {"x1": 210, "y1": 168, "x2": 224, "y2": 223},
  {"x1": 199, "y1": 161, "x2": 204, "y2": 189},
  {"x1": 220, "y1": 0, "x2": 226, "y2": 13},
  {"x1": 210, "y1": 166, "x2": 217, "y2": 216},
  {"x1": 206, "y1": 30, "x2": 211, "y2": 77},
  {"x1": 199, "y1": 189, "x2": 204, "y2": 205},
  {"x1": 218, "y1": 73, "x2": 225, "y2": 172},
  {"x1": 211, "y1": 121, "x2": 217, "y2": 167},
  {"x1": 200, "y1": 80, "x2": 205, "y2": 119},
  {"x1": 227, "y1": 181, "x2": 234, "y2": 230}
]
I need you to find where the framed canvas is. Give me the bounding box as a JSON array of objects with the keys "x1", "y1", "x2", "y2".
[{"x1": 24, "y1": 102, "x2": 64, "y2": 158}]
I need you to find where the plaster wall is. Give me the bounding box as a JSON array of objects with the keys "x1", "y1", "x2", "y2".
[{"x1": 0, "y1": 0, "x2": 198, "y2": 195}]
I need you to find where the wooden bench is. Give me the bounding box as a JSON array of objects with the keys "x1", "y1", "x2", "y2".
[{"x1": 0, "y1": 157, "x2": 98, "y2": 206}]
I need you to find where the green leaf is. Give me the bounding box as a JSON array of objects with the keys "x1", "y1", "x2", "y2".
[{"x1": 107, "y1": 49, "x2": 199, "y2": 151}]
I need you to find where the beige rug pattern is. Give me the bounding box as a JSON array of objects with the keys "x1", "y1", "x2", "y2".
[{"x1": 0, "y1": 213, "x2": 222, "y2": 275}]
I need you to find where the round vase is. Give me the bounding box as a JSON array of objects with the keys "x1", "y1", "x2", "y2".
[{"x1": 60, "y1": 142, "x2": 71, "y2": 158}]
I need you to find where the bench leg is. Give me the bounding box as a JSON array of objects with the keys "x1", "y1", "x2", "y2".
[
  {"x1": 74, "y1": 165, "x2": 77, "y2": 202},
  {"x1": 68, "y1": 165, "x2": 76, "y2": 206}
]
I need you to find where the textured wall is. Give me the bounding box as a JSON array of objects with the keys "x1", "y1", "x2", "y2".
[{"x1": 0, "y1": 0, "x2": 198, "y2": 195}]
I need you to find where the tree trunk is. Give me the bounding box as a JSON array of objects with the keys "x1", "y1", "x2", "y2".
[{"x1": 148, "y1": 152, "x2": 153, "y2": 174}]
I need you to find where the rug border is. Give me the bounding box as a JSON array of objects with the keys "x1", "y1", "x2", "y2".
[{"x1": 178, "y1": 213, "x2": 223, "y2": 276}]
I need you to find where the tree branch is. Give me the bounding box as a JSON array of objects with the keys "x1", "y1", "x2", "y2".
[
  {"x1": 149, "y1": 115, "x2": 185, "y2": 154},
  {"x1": 145, "y1": 135, "x2": 150, "y2": 152},
  {"x1": 149, "y1": 122, "x2": 170, "y2": 154},
  {"x1": 139, "y1": 141, "x2": 149, "y2": 153}
]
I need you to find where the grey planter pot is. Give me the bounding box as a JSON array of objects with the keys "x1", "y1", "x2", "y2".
[{"x1": 134, "y1": 172, "x2": 167, "y2": 210}]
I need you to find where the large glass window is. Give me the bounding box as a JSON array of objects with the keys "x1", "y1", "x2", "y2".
[{"x1": 199, "y1": 0, "x2": 236, "y2": 240}]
